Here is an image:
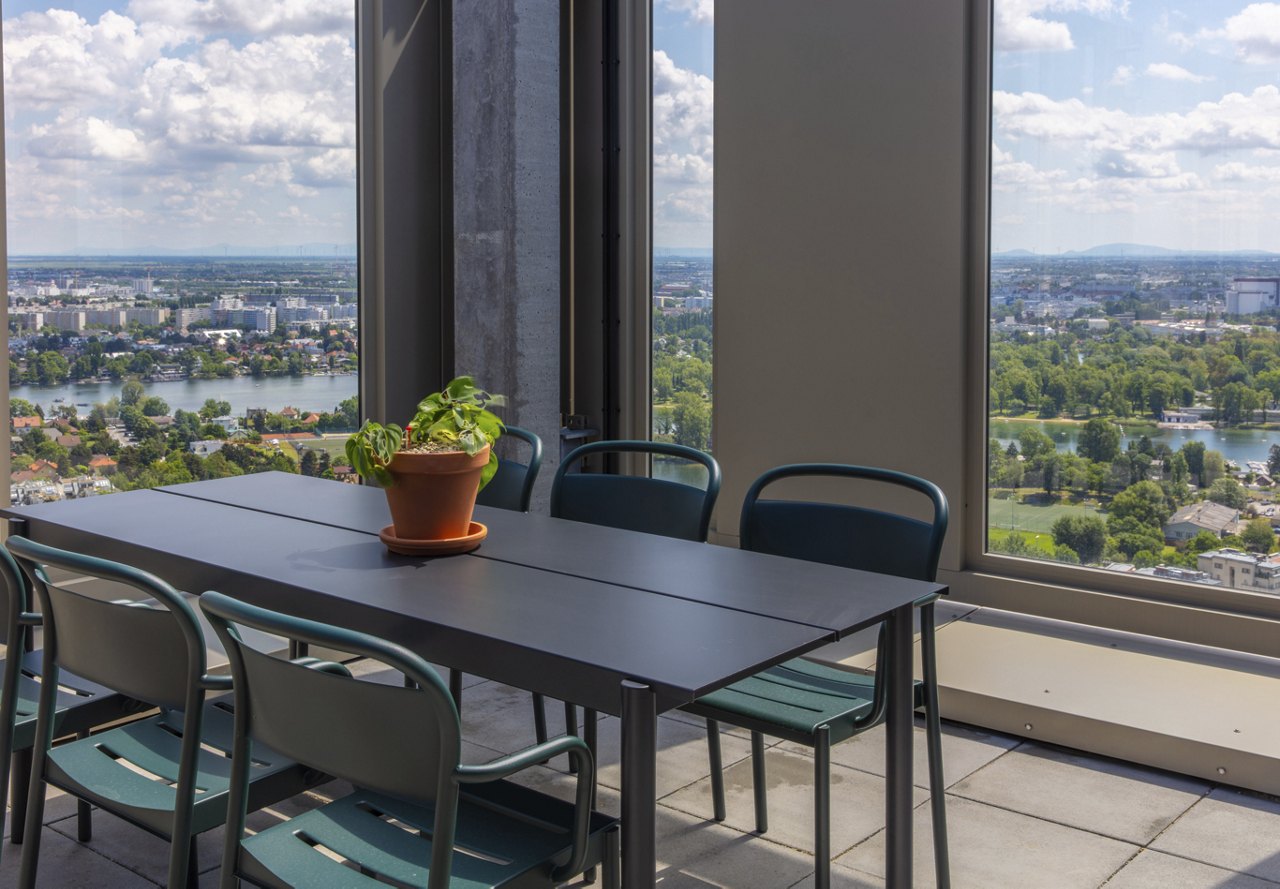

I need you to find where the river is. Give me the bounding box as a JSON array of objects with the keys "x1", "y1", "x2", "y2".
[
  {"x1": 12, "y1": 374, "x2": 357, "y2": 418},
  {"x1": 989, "y1": 418, "x2": 1278, "y2": 467}
]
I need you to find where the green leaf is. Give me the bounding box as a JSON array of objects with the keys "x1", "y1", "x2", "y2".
[{"x1": 478, "y1": 450, "x2": 499, "y2": 490}]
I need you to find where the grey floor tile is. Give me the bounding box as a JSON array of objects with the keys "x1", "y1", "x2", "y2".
[
  {"x1": 778, "y1": 718, "x2": 1021, "y2": 790},
  {"x1": 1102, "y1": 849, "x2": 1278, "y2": 888},
  {"x1": 662, "y1": 744, "x2": 928, "y2": 856},
  {"x1": 950, "y1": 742, "x2": 1209, "y2": 843},
  {"x1": 457, "y1": 681, "x2": 577, "y2": 761},
  {"x1": 588, "y1": 714, "x2": 755, "y2": 799},
  {"x1": 1150, "y1": 788, "x2": 1280, "y2": 882},
  {"x1": 0, "y1": 825, "x2": 157, "y2": 888},
  {"x1": 648, "y1": 805, "x2": 817, "y2": 889},
  {"x1": 839, "y1": 795, "x2": 1139, "y2": 889},
  {"x1": 788, "y1": 861, "x2": 886, "y2": 888}
]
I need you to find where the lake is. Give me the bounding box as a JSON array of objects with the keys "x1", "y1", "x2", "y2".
[
  {"x1": 12, "y1": 374, "x2": 358, "y2": 418},
  {"x1": 989, "y1": 418, "x2": 1278, "y2": 467}
]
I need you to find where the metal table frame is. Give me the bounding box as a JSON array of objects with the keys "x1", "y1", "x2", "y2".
[{"x1": 4, "y1": 474, "x2": 941, "y2": 888}]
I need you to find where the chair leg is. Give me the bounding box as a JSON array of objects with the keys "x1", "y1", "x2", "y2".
[
  {"x1": 17, "y1": 747, "x2": 47, "y2": 889},
  {"x1": 449, "y1": 668, "x2": 463, "y2": 710},
  {"x1": 814, "y1": 725, "x2": 831, "y2": 889},
  {"x1": 922, "y1": 601, "x2": 951, "y2": 889},
  {"x1": 582, "y1": 708, "x2": 600, "y2": 884},
  {"x1": 601, "y1": 825, "x2": 622, "y2": 889},
  {"x1": 186, "y1": 835, "x2": 200, "y2": 888},
  {"x1": 532, "y1": 692, "x2": 548, "y2": 745},
  {"x1": 10, "y1": 748, "x2": 31, "y2": 845},
  {"x1": 565, "y1": 702, "x2": 579, "y2": 773},
  {"x1": 705, "y1": 718, "x2": 726, "y2": 822},
  {"x1": 76, "y1": 731, "x2": 93, "y2": 842},
  {"x1": 751, "y1": 730, "x2": 768, "y2": 833}
]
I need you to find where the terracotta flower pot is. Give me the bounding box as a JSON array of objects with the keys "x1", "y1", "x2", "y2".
[{"x1": 382, "y1": 445, "x2": 490, "y2": 540}]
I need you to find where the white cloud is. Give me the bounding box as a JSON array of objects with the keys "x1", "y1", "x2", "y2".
[
  {"x1": 124, "y1": 0, "x2": 352, "y2": 38},
  {"x1": 27, "y1": 115, "x2": 148, "y2": 162},
  {"x1": 653, "y1": 50, "x2": 713, "y2": 156},
  {"x1": 659, "y1": 0, "x2": 713, "y2": 26},
  {"x1": 654, "y1": 152, "x2": 713, "y2": 185},
  {"x1": 657, "y1": 187, "x2": 713, "y2": 223},
  {"x1": 1111, "y1": 65, "x2": 1134, "y2": 85},
  {"x1": 1214, "y1": 162, "x2": 1280, "y2": 183},
  {"x1": 1217, "y1": 3, "x2": 1280, "y2": 63},
  {"x1": 995, "y1": 86, "x2": 1280, "y2": 155},
  {"x1": 995, "y1": 0, "x2": 1129, "y2": 53},
  {"x1": 1094, "y1": 149, "x2": 1181, "y2": 178},
  {"x1": 1145, "y1": 62, "x2": 1211, "y2": 83}
]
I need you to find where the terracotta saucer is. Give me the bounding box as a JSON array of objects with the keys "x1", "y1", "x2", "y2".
[{"x1": 378, "y1": 522, "x2": 488, "y2": 556}]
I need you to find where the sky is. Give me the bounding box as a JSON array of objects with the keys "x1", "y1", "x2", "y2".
[
  {"x1": 652, "y1": 0, "x2": 713, "y2": 250},
  {"x1": 994, "y1": 1, "x2": 1280, "y2": 254},
  {"x1": 2, "y1": 0, "x2": 356, "y2": 254}
]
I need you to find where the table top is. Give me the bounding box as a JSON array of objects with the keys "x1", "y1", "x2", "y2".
[
  {"x1": 157, "y1": 472, "x2": 944, "y2": 638},
  {"x1": 4, "y1": 474, "x2": 942, "y2": 715}
]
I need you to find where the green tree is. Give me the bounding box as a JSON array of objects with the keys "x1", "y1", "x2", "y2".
[
  {"x1": 139, "y1": 396, "x2": 170, "y2": 417},
  {"x1": 1207, "y1": 478, "x2": 1247, "y2": 510},
  {"x1": 1051, "y1": 514, "x2": 1107, "y2": 564},
  {"x1": 34, "y1": 351, "x2": 70, "y2": 385},
  {"x1": 120, "y1": 380, "x2": 145, "y2": 407},
  {"x1": 1078, "y1": 418, "x2": 1122, "y2": 463},
  {"x1": 1107, "y1": 481, "x2": 1170, "y2": 534},
  {"x1": 1169, "y1": 451, "x2": 1190, "y2": 490},
  {"x1": 671, "y1": 391, "x2": 711, "y2": 451},
  {"x1": 1017, "y1": 428, "x2": 1055, "y2": 460},
  {"x1": 1202, "y1": 450, "x2": 1227, "y2": 488},
  {"x1": 199, "y1": 398, "x2": 232, "y2": 420},
  {"x1": 1242, "y1": 518, "x2": 1276, "y2": 553},
  {"x1": 9, "y1": 398, "x2": 39, "y2": 418},
  {"x1": 1181, "y1": 441, "x2": 1206, "y2": 485}
]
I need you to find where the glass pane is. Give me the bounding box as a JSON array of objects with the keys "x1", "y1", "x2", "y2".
[
  {"x1": 988, "y1": 1, "x2": 1280, "y2": 587},
  {"x1": 652, "y1": 0, "x2": 713, "y2": 485},
  {"x1": 5, "y1": 2, "x2": 358, "y2": 502}
]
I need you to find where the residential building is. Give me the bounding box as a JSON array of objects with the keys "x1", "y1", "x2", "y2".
[
  {"x1": 1198, "y1": 549, "x2": 1280, "y2": 593},
  {"x1": 1163, "y1": 501, "x2": 1241, "y2": 541}
]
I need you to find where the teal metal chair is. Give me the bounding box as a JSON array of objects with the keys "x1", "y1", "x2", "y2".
[
  {"x1": 0, "y1": 541, "x2": 132, "y2": 864},
  {"x1": 199, "y1": 590, "x2": 620, "y2": 889},
  {"x1": 7, "y1": 536, "x2": 319, "y2": 889},
  {"x1": 474, "y1": 425, "x2": 542, "y2": 513},
  {"x1": 540, "y1": 440, "x2": 722, "y2": 756},
  {"x1": 682, "y1": 464, "x2": 950, "y2": 889}
]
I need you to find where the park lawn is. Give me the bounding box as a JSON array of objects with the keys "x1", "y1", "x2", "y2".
[
  {"x1": 987, "y1": 493, "x2": 1105, "y2": 535},
  {"x1": 987, "y1": 527, "x2": 1056, "y2": 556},
  {"x1": 293, "y1": 435, "x2": 352, "y2": 458}
]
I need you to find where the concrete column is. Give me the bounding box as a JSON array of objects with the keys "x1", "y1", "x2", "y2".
[{"x1": 453, "y1": 0, "x2": 561, "y2": 513}]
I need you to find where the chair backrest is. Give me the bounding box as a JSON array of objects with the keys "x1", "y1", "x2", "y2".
[
  {"x1": 739, "y1": 464, "x2": 948, "y2": 582},
  {"x1": 551, "y1": 440, "x2": 721, "y2": 541},
  {"x1": 199, "y1": 591, "x2": 462, "y2": 808},
  {"x1": 0, "y1": 544, "x2": 30, "y2": 650},
  {"x1": 5, "y1": 536, "x2": 208, "y2": 712},
  {"x1": 475, "y1": 425, "x2": 542, "y2": 512}
]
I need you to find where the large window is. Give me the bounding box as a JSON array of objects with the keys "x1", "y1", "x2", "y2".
[
  {"x1": 4, "y1": 1, "x2": 358, "y2": 502},
  {"x1": 987, "y1": 1, "x2": 1280, "y2": 592},
  {"x1": 651, "y1": 0, "x2": 712, "y2": 482}
]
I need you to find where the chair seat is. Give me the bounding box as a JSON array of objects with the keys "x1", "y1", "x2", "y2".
[
  {"x1": 239, "y1": 781, "x2": 618, "y2": 889},
  {"x1": 45, "y1": 696, "x2": 314, "y2": 838},
  {"x1": 685, "y1": 657, "x2": 924, "y2": 747},
  {"x1": 8, "y1": 650, "x2": 130, "y2": 751}
]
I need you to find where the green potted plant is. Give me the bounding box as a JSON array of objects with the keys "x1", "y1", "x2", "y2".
[{"x1": 345, "y1": 376, "x2": 505, "y2": 552}]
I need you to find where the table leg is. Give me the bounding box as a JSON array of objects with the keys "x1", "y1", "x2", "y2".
[
  {"x1": 621, "y1": 680, "x2": 657, "y2": 889},
  {"x1": 885, "y1": 603, "x2": 914, "y2": 888}
]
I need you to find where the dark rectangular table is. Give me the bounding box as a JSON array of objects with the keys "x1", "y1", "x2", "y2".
[{"x1": 5, "y1": 474, "x2": 943, "y2": 888}]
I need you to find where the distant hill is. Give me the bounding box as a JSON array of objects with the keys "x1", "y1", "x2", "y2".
[
  {"x1": 655, "y1": 246, "x2": 712, "y2": 258},
  {"x1": 995, "y1": 243, "x2": 1279, "y2": 259},
  {"x1": 18, "y1": 243, "x2": 357, "y2": 258}
]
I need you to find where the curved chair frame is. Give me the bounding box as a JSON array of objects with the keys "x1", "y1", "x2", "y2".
[
  {"x1": 692, "y1": 464, "x2": 950, "y2": 889},
  {"x1": 7, "y1": 537, "x2": 311, "y2": 889},
  {"x1": 201, "y1": 590, "x2": 618, "y2": 889},
  {"x1": 475, "y1": 424, "x2": 543, "y2": 513},
  {"x1": 550, "y1": 439, "x2": 722, "y2": 542},
  {"x1": 0, "y1": 542, "x2": 128, "y2": 865}
]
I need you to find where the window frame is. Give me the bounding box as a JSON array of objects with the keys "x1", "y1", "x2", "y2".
[{"x1": 961, "y1": 0, "x2": 1280, "y2": 653}]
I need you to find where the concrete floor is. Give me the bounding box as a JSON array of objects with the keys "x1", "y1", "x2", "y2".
[{"x1": 5, "y1": 669, "x2": 1280, "y2": 888}]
